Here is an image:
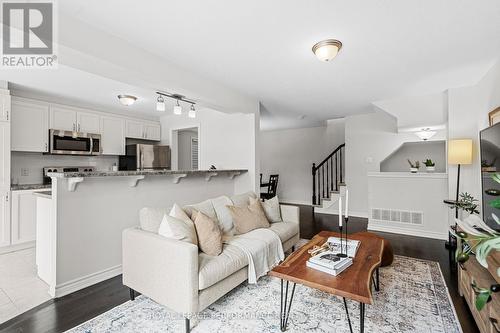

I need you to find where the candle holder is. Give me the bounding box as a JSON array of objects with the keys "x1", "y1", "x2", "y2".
[{"x1": 336, "y1": 223, "x2": 347, "y2": 258}]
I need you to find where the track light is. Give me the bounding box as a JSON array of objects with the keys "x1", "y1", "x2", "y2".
[
  {"x1": 188, "y1": 104, "x2": 196, "y2": 118},
  {"x1": 173, "y1": 99, "x2": 182, "y2": 115},
  {"x1": 156, "y1": 95, "x2": 165, "y2": 111}
]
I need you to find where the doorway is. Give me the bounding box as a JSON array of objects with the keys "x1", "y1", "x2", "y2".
[{"x1": 171, "y1": 127, "x2": 199, "y2": 171}]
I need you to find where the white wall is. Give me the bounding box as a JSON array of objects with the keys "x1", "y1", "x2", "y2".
[
  {"x1": 345, "y1": 109, "x2": 447, "y2": 217},
  {"x1": 380, "y1": 141, "x2": 446, "y2": 173},
  {"x1": 11, "y1": 152, "x2": 117, "y2": 185},
  {"x1": 160, "y1": 107, "x2": 259, "y2": 194},
  {"x1": 259, "y1": 119, "x2": 345, "y2": 204}
]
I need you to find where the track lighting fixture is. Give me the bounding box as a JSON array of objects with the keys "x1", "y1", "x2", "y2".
[
  {"x1": 173, "y1": 99, "x2": 182, "y2": 115},
  {"x1": 156, "y1": 95, "x2": 165, "y2": 111},
  {"x1": 155, "y1": 91, "x2": 197, "y2": 118},
  {"x1": 188, "y1": 104, "x2": 196, "y2": 118}
]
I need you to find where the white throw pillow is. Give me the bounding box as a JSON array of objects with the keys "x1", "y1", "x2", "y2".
[
  {"x1": 211, "y1": 195, "x2": 234, "y2": 234},
  {"x1": 230, "y1": 191, "x2": 258, "y2": 207},
  {"x1": 158, "y1": 214, "x2": 197, "y2": 245},
  {"x1": 260, "y1": 196, "x2": 282, "y2": 223},
  {"x1": 183, "y1": 199, "x2": 218, "y2": 223},
  {"x1": 170, "y1": 203, "x2": 194, "y2": 225}
]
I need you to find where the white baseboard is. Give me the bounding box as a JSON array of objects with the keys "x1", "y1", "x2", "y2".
[
  {"x1": 314, "y1": 207, "x2": 368, "y2": 219},
  {"x1": 368, "y1": 221, "x2": 448, "y2": 240},
  {"x1": 54, "y1": 265, "x2": 122, "y2": 298},
  {"x1": 0, "y1": 241, "x2": 35, "y2": 254}
]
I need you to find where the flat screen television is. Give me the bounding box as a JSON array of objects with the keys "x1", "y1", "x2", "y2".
[{"x1": 480, "y1": 121, "x2": 500, "y2": 229}]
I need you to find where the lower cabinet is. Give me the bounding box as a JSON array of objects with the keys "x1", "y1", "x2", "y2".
[
  {"x1": 10, "y1": 190, "x2": 41, "y2": 245},
  {"x1": 0, "y1": 190, "x2": 10, "y2": 248}
]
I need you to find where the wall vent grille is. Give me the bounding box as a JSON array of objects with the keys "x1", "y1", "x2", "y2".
[{"x1": 371, "y1": 208, "x2": 423, "y2": 225}]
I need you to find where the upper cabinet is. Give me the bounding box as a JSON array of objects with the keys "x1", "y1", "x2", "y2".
[
  {"x1": 77, "y1": 112, "x2": 100, "y2": 133},
  {"x1": 50, "y1": 106, "x2": 100, "y2": 133},
  {"x1": 126, "y1": 120, "x2": 161, "y2": 141},
  {"x1": 0, "y1": 94, "x2": 11, "y2": 122},
  {"x1": 100, "y1": 116, "x2": 125, "y2": 155},
  {"x1": 11, "y1": 99, "x2": 49, "y2": 152}
]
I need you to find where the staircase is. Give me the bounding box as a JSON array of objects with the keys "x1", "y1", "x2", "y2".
[{"x1": 312, "y1": 143, "x2": 346, "y2": 210}]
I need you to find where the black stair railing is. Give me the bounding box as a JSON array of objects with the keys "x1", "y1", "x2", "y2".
[{"x1": 312, "y1": 143, "x2": 345, "y2": 205}]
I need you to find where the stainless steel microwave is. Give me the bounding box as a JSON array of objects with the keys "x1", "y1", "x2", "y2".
[{"x1": 49, "y1": 129, "x2": 102, "y2": 155}]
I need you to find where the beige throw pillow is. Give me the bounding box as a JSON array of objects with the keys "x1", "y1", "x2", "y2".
[
  {"x1": 193, "y1": 211, "x2": 223, "y2": 256},
  {"x1": 158, "y1": 214, "x2": 197, "y2": 245},
  {"x1": 260, "y1": 196, "x2": 282, "y2": 223},
  {"x1": 226, "y1": 199, "x2": 270, "y2": 234}
]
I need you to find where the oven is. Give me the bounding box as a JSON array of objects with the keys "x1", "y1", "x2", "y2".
[{"x1": 49, "y1": 129, "x2": 101, "y2": 155}]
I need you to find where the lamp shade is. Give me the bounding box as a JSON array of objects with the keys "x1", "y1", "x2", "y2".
[{"x1": 448, "y1": 139, "x2": 473, "y2": 165}]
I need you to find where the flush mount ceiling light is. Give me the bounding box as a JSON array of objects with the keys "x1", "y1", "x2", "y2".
[
  {"x1": 156, "y1": 95, "x2": 165, "y2": 111},
  {"x1": 117, "y1": 94, "x2": 137, "y2": 106},
  {"x1": 415, "y1": 128, "x2": 437, "y2": 141},
  {"x1": 188, "y1": 104, "x2": 196, "y2": 118},
  {"x1": 156, "y1": 91, "x2": 196, "y2": 118},
  {"x1": 312, "y1": 39, "x2": 342, "y2": 62}
]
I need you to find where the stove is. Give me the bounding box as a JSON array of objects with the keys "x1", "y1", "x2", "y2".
[{"x1": 43, "y1": 166, "x2": 96, "y2": 184}]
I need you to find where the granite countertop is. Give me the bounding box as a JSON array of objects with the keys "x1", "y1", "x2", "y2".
[
  {"x1": 33, "y1": 191, "x2": 52, "y2": 199},
  {"x1": 11, "y1": 183, "x2": 52, "y2": 191},
  {"x1": 46, "y1": 169, "x2": 247, "y2": 178}
]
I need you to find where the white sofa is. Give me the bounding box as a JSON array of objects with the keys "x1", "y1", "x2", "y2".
[{"x1": 122, "y1": 193, "x2": 300, "y2": 332}]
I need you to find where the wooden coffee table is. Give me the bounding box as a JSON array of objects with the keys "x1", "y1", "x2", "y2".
[{"x1": 269, "y1": 231, "x2": 384, "y2": 332}]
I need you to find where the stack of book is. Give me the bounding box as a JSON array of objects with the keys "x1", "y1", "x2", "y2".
[
  {"x1": 306, "y1": 251, "x2": 353, "y2": 276},
  {"x1": 327, "y1": 237, "x2": 361, "y2": 258}
]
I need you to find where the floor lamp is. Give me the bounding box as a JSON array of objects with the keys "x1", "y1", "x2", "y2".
[{"x1": 446, "y1": 139, "x2": 473, "y2": 249}]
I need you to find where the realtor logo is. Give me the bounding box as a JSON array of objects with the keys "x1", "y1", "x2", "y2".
[{"x1": 1, "y1": 1, "x2": 57, "y2": 68}]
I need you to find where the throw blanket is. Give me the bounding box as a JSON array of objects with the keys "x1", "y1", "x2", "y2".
[{"x1": 224, "y1": 228, "x2": 284, "y2": 284}]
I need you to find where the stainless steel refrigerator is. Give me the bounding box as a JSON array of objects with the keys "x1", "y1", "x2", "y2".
[{"x1": 119, "y1": 144, "x2": 171, "y2": 170}]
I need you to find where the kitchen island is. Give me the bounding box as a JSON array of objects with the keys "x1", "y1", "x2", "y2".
[{"x1": 40, "y1": 169, "x2": 248, "y2": 298}]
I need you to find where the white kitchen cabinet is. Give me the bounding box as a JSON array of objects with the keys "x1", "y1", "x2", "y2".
[
  {"x1": 77, "y1": 111, "x2": 100, "y2": 133},
  {"x1": 0, "y1": 93, "x2": 11, "y2": 122},
  {"x1": 0, "y1": 122, "x2": 10, "y2": 190},
  {"x1": 50, "y1": 106, "x2": 77, "y2": 131},
  {"x1": 100, "y1": 116, "x2": 125, "y2": 155},
  {"x1": 145, "y1": 123, "x2": 161, "y2": 141},
  {"x1": 126, "y1": 119, "x2": 144, "y2": 139},
  {"x1": 11, "y1": 99, "x2": 49, "y2": 152},
  {"x1": 11, "y1": 190, "x2": 41, "y2": 245},
  {"x1": 0, "y1": 191, "x2": 10, "y2": 248}
]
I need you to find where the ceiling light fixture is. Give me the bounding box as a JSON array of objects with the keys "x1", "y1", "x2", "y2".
[
  {"x1": 173, "y1": 99, "x2": 182, "y2": 115},
  {"x1": 117, "y1": 94, "x2": 137, "y2": 106},
  {"x1": 188, "y1": 104, "x2": 196, "y2": 118},
  {"x1": 312, "y1": 39, "x2": 342, "y2": 62},
  {"x1": 415, "y1": 128, "x2": 437, "y2": 141},
  {"x1": 156, "y1": 95, "x2": 165, "y2": 111},
  {"x1": 155, "y1": 91, "x2": 196, "y2": 118}
]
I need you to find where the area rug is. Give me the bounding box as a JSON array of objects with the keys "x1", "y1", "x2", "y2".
[{"x1": 67, "y1": 255, "x2": 462, "y2": 333}]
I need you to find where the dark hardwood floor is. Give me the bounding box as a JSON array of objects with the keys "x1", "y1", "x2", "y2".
[{"x1": 0, "y1": 204, "x2": 478, "y2": 333}]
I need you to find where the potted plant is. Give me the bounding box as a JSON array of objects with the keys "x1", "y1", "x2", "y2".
[
  {"x1": 423, "y1": 159, "x2": 435, "y2": 172},
  {"x1": 407, "y1": 159, "x2": 420, "y2": 173}
]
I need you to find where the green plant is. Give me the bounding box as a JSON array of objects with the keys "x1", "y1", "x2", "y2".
[
  {"x1": 490, "y1": 173, "x2": 500, "y2": 209},
  {"x1": 448, "y1": 192, "x2": 480, "y2": 215},
  {"x1": 423, "y1": 159, "x2": 435, "y2": 167},
  {"x1": 407, "y1": 159, "x2": 420, "y2": 169}
]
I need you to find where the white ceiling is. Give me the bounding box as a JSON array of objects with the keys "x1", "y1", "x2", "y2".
[{"x1": 4, "y1": 1, "x2": 500, "y2": 130}]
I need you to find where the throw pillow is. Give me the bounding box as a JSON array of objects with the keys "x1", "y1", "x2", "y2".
[
  {"x1": 183, "y1": 199, "x2": 218, "y2": 223},
  {"x1": 259, "y1": 196, "x2": 282, "y2": 223},
  {"x1": 158, "y1": 214, "x2": 197, "y2": 245},
  {"x1": 226, "y1": 199, "x2": 270, "y2": 234},
  {"x1": 139, "y1": 207, "x2": 170, "y2": 233},
  {"x1": 193, "y1": 211, "x2": 223, "y2": 256},
  {"x1": 211, "y1": 195, "x2": 235, "y2": 234},
  {"x1": 230, "y1": 191, "x2": 258, "y2": 207}
]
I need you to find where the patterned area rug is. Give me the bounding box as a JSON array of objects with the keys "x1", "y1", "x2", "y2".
[{"x1": 67, "y1": 255, "x2": 462, "y2": 333}]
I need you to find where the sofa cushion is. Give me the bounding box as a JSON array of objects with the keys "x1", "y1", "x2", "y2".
[
  {"x1": 229, "y1": 191, "x2": 257, "y2": 207},
  {"x1": 211, "y1": 195, "x2": 234, "y2": 234},
  {"x1": 193, "y1": 211, "x2": 223, "y2": 256},
  {"x1": 158, "y1": 214, "x2": 197, "y2": 245},
  {"x1": 269, "y1": 222, "x2": 299, "y2": 243},
  {"x1": 227, "y1": 199, "x2": 270, "y2": 234},
  {"x1": 184, "y1": 199, "x2": 218, "y2": 223},
  {"x1": 139, "y1": 207, "x2": 170, "y2": 233},
  {"x1": 198, "y1": 244, "x2": 248, "y2": 290},
  {"x1": 261, "y1": 196, "x2": 282, "y2": 223}
]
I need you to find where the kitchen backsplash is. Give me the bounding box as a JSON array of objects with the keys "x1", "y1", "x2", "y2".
[{"x1": 11, "y1": 152, "x2": 118, "y2": 185}]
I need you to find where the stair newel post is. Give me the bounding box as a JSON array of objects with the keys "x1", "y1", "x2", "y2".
[
  {"x1": 312, "y1": 163, "x2": 316, "y2": 205},
  {"x1": 339, "y1": 147, "x2": 343, "y2": 184},
  {"x1": 335, "y1": 154, "x2": 338, "y2": 191},
  {"x1": 326, "y1": 159, "x2": 329, "y2": 198}
]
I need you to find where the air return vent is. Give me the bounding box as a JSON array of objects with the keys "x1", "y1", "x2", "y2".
[{"x1": 371, "y1": 208, "x2": 423, "y2": 225}]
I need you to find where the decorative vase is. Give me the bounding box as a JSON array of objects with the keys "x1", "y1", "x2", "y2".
[
  {"x1": 410, "y1": 167, "x2": 418, "y2": 173},
  {"x1": 426, "y1": 166, "x2": 435, "y2": 172}
]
